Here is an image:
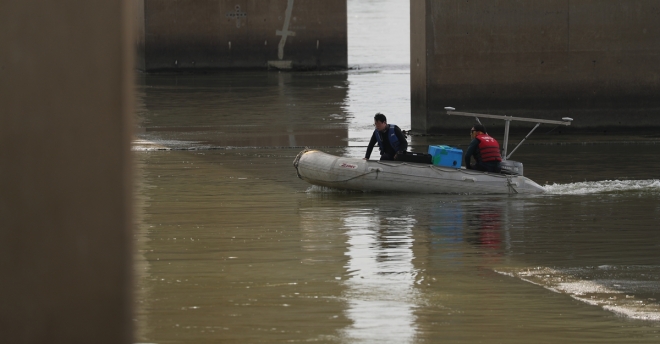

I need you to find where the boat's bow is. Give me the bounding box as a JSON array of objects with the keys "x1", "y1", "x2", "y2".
[{"x1": 294, "y1": 149, "x2": 373, "y2": 189}]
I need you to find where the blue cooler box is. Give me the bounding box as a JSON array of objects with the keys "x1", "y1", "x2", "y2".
[{"x1": 428, "y1": 145, "x2": 463, "y2": 168}]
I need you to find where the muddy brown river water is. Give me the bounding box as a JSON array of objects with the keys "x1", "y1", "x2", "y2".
[{"x1": 133, "y1": 1, "x2": 660, "y2": 343}]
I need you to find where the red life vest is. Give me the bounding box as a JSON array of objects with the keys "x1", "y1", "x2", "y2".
[{"x1": 476, "y1": 134, "x2": 502, "y2": 162}]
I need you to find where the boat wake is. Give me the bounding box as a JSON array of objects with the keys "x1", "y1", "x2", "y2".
[
  {"x1": 496, "y1": 266, "x2": 660, "y2": 321},
  {"x1": 305, "y1": 185, "x2": 363, "y2": 194},
  {"x1": 544, "y1": 179, "x2": 660, "y2": 195},
  {"x1": 132, "y1": 139, "x2": 198, "y2": 151},
  {"x1": 303, "y1": 180, "x2": 660, "y2": 195}
]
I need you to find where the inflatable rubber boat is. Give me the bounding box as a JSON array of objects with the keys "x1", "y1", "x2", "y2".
[
  {"x1": 293, "y1": 109, "x2": 573, "y2": 194},
  {"x1": 293, "y1": 149, "x2": 545, "y2": 194}
]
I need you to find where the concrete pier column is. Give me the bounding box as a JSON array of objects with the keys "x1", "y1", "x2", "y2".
[
  {"x1": 411, "y1": 0, "x2": 660, "y2": 134},
  {"x1": 138, "y1": 0, "x2": 347, "y2": 71},
  {"x1": 0, "y1": 0, "x2": 134, "y2": 343}
]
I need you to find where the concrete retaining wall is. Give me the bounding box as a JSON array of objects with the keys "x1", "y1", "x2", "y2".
[
  {"x1": 139, "y1": 0, "x2": 347, "y2": 71},
  {"x1": 412, "y1": 0, "x2": 660, "y2": 133}
]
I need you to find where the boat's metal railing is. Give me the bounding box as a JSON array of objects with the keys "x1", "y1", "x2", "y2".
[{"x1": 444, "y1": 107, "x2": 573, "y2": 161}]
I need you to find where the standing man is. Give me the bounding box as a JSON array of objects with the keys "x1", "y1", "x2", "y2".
[
  {"x1": 364, "y1": 113, "x2": 408, "y2": 161},
  {"x1": 465, "y1": 124, "x2": 502, "y2": 173}
]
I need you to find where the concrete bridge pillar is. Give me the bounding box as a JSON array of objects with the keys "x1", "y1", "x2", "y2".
[
  {"x1": 1, "y1": 0, "x2": 134, "y2": 343},
  {"x1": 137, "y1": 0, "x2": 347, "y2": 71},
  {"x1": 411, "y1": 0, "x2": 660, "y2": 133}
]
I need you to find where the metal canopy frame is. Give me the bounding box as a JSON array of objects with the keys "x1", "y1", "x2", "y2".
[{"x1": 445, "y1": 108, "x2": 572, "y2": 160}]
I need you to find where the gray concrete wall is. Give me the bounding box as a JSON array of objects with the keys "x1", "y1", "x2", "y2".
[
  {"x1": 140, "y1": 0, "x2": 347, "y2": 71},
  {"x1": 0, "y1": 0, "x2": 134, "y2": 343},
  {"x1": 412, "y1": 0, "x2": 660, "y2": 133}
]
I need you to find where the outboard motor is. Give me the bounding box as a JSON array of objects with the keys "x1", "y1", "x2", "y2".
[{"x1": 500, "y1": 160, "x2": 523, "y2": 176}]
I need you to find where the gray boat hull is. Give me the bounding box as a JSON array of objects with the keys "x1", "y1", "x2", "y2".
[{"x1": 293, "y1": 149, "x2": 546, "y2": 194}]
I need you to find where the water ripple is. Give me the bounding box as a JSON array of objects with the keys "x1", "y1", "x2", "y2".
[
  {"x1": 544, "y1": 179, "x2": 660, "y2": 195},
  {"x1": 496, "y1": 266, "x2": 660, "y2": 321}
]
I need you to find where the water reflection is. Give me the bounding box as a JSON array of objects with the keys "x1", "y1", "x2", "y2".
[
  {"x1": 136, "y1": 71, "x2": 350, "y2": 149},
  {"x1": 466, "y1": 207, "x2": 502, "y2": 250},
  {"x1": 427, "y1": 199, "x2": 510, "y2": 264},
  {"x1": 341, "y1": 210, "x2": 419, "y2": 343},
  {"x1": 464, "y1": 203, "x2": 508, "y2": 268}
]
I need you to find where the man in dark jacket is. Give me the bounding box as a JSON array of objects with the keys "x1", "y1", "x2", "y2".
[
  {"x1": 364, "y1": 113, "x2": 408, "y2": 161},
  {"x1": 464, "y1": 124, "x2": 502, "y2": 173}
]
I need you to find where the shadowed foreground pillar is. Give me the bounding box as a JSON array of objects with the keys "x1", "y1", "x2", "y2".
[{"x1": 0, "y1": 0, "x2": 134, "y2": 343}]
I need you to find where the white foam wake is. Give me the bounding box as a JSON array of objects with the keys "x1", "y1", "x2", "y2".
[
  {"x1": 132, "y1": 139, "x2": 207, "y2": 151},
  {"x1": 544, "y1": 179, "x2": 660, "y2": 195},
  {"x1": 496, "y1": 266, "x2": 660, "y2": 321}
]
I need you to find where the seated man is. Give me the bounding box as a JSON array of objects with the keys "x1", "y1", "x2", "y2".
[
  {"x1": 363, "y1": 113, "x2": 408, "y2": 161},
  {"x1": 465, "y1": 124, "x2": 502, "y2": 173}
]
